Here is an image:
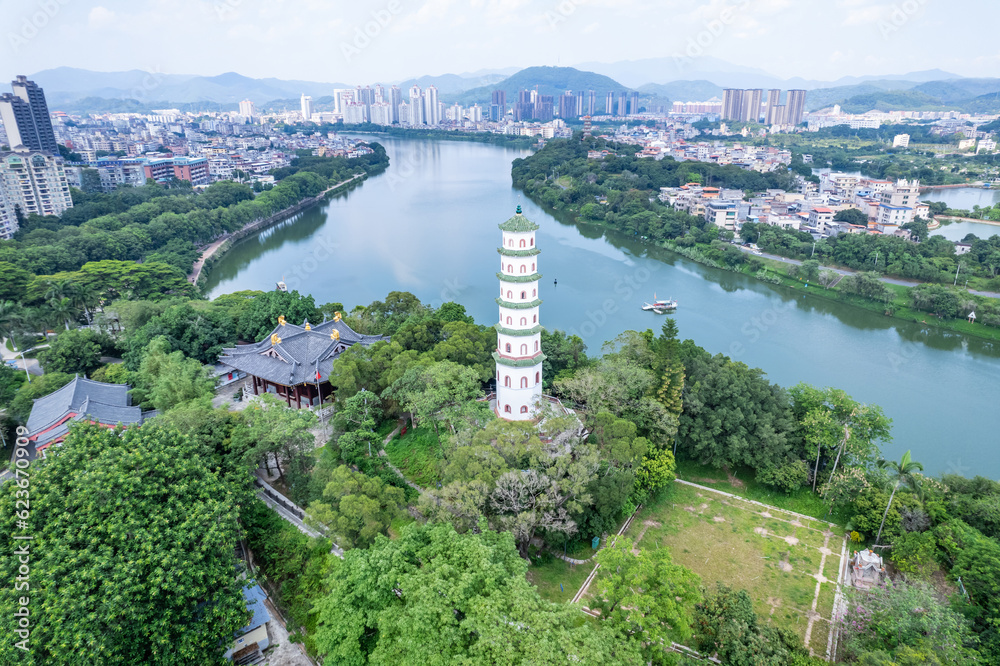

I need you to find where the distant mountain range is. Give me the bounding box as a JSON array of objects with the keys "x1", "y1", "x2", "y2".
[{"x1": 22, "y1": 61, "x2": 1000, "y2": 116}]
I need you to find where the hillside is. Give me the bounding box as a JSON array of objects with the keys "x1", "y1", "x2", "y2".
[
  {"x1": 443, "y1": 66, "x2": 630, "y2": 106},
  {"x1": 29, "y1": 67, "x2": 348, "y2": 106},
  {"x1": 638, "y1": 80, "x2": 722, "y2": 102}
]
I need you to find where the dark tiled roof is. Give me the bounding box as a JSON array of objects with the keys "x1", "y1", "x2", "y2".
[
  {"x1": 218, "y1": 319, "x2": 388, "y2": 386},
  {"x1": 26, "y1": 376, "x2": 147, "y2": 447}
]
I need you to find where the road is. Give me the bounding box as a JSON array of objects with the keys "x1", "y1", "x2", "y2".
[
  {"x1": 1, "y1": 338, "x2": 47, "y2": 376},
  {"x1": 739, "y1": 247, "x2": 1000, "y2": 299}
]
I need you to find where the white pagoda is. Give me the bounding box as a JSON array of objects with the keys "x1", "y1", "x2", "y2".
[{"x1": 494, "y1": 205, "x2": 545, "y2": 420}]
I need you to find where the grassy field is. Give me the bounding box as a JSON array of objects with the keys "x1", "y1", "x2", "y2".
[
  {"x1": 598, "y1": 481, "x2": 845, "y2": 658},
  {"x1": 527, "y1": 555, "x2": 593, "y2": 604},
  {"x1": 383, "y1": 424, "x2": 443, "y2": 487},
  {"x1": 674, "y1": 460, "x2": 837, "y2": 522}
]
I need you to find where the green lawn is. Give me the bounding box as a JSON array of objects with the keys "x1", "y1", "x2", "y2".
[
  {"x1": 527, "y1": 555, "x2": 593, "y2": 604},
  {"x1": 601, "y1": 481, "x2": 844, "y2": 658},
  {"x1": 674, "y1": 460, "x2": 837, "y2": 522},
  {"x1": 383, "y1": 425, "x2": 444, "y2": 487}
]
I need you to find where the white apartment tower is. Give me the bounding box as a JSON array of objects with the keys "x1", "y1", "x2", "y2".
[
  {"x1": 423, "y1": 85, "x2": 440, "y2": 126},
  {"x1": 300, "y1": 94, "x2": 313, "y2": 121},
  {"x1": 494, "y1": 205, "x2": 544, "y2": 420},
  {"x1": 238, "y1": 99, "x2": 256, "y2": 119},
  {"x1": 408, "y1": 85, "x2": 424, "y2": 125}
]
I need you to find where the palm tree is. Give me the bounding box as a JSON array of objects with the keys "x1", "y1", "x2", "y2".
[
  {"x1": 874, "y1": 450, "x2": 924, "y2": 545},
  {"x1": 67, "y1": 282, "x2": 99, "y2": 326},
  {"x1": 0, "y1": 300, "x2": 25, "y2": 349},
  {"x1": 49, "y1": 297, "x2": 76, "y2": 331}
]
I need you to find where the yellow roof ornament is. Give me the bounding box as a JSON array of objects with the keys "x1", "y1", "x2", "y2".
[
  {"x1": 330, "y1": 330, "x2": 340, "y2": 341},
  {"x1": 333, "y1": 311, "x2": 342, "y2": 322},
  {"x1": 278, "y1": 315, "x2": 286, "y2": 326},
  {"x1": 304, "y1": 322, "x2": 311, "y2": 331},
  {"x1": 270, "y1": 333, "x2": 281, "y2": 345}
]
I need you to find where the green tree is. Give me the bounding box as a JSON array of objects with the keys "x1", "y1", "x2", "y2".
[
  {"x1": 236, "y1": 289, "x2": 320, "y2": 341},
  {"x1": 875, "y1": 450, "x2": 923, "y2": 544},
  {"x1": 694, "y1": 583, "x2": 817, "y2": 665},
  {"x1": 132, "y1": 336, "x2": 214, "y2": 411},
  {"x1": 0, "y1": 423, "x2": 250, "y2": 665},
  {"x1": 0, "y1": 364, "x2": 26, "y2": 409},
  {"x1": 307, "y1": 466, "x2": 405, "y2": 548},
  {"x1": 37, "y1": 328, "x2": 105, "y2": 376},
  {"x1": 233, "y1": 393, "x2": 316, "y2": 495},
  {"x1": 382, "y1": 360, "x2": 482, "y2": 434},
  {"x1": 314, "y1": 522, "x2": 644, "y2": 666},
  {"x1": 0, "y1": 263, "x2": 30, "y2": 303},
  {"x1": 592, "y1": 537, "x2": 701, "y2": 663}
]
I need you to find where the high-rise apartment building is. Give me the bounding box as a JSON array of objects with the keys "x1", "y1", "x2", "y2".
[
  {"x1": 408, "y1": 86, "x2": 424, "y2": 125},
  {"x1": 423, "y1": 86, "x2": 440, "y2": 126},
  {"x1": 739, "y1": 89, "x2": 762, "y2": 122},
  {"x1": 721, "y1": 89, "x2": 741, "y2": 121},
  {"x1": 389, "y1": 85, "x2": 402, "y2": 123},
  {"x1": 628, "y1": 91, "x2": 640, "y2": 116},
  {"x1": 558, "y1": 92, "x2": 576, "y2": 119},
  {"x1": 0, "y1": 151, "x2": 73, "y2": 230},
  {"x1": 605, "y1": 92, "x2": 615, "y2": 115},
  {"x1": 617, "y1": 92, "x2": 627, "y2": 116},
  {"x1": 238, "y1": 99, "x2": 256, "y2": 120},
  {"x1": 587, "y1": 90, "x2": 596, "y2": 116},
  {"x1": 0, "y1": 76, "x2": 58, "y2": 154},
  {"x1": 300, "y1": 94, "x2": 313, "y2": 121},
  {"x1": 785, "y1": 89, "x2": 807, "y2": 125}
]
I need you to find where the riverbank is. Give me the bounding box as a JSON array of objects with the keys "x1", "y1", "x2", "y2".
[
  {"x1": 920, "y1": 182, "x2": 985, "y2": 191},
  {"x1": 935, "y1": 215, "x2": 1000, "y2": 226},
  {"x1": 193, "y1": 174, "x2": 365, "y2": 290}
]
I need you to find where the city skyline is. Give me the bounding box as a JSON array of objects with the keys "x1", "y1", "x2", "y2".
[{"x1": 4, "y1": 0, "x2": 999, "y2": 85}]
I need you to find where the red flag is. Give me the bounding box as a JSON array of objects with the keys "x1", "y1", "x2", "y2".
[{"x1": 315, "y1": 371, "x2": 321, "y2": 381}]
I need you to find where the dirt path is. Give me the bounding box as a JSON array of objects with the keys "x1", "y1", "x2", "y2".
[
  {"x1": 262, "y1": 598, "x2": 315, "y2": 666},
  {"x1": 188, "y1": 236, "x2": 230, "y2": 283}
]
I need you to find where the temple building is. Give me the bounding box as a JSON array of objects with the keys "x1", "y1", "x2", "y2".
[
  {"x1": 218, "y1": 314, "x2": 388, "y2": 409},
  {"x1": 24, "y1": 375, "x2": 155, "y2": 459},
  {"x1": 494, "y1": 205, "x2": 545, "y2": 420}
]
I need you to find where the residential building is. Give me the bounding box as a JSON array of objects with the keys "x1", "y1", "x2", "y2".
[
  {"x1": 807, "y1": 206, "x2": 835, "y2": 234},
  {"x1": 224, "y1": 584, "x2": 271, "y2": 663},
  {"x1": 0, "y1": 150, "x2": 73, "y2": 227},
  {"x1": 408, "y1": 85, "x2": 424, "y2": 125},
  {"x1": 0, "y1": 75, "x2": 58, "y2": 154},
  {"x1": 892, "y1": 133, "x2": 910, "y2": 148},
  {"x1": 389, "y1": 85, "x2": 402, "y2": 123},
  {"x1": 705, "y1": 200, "x2": 739, "y2": 230},
  {"x1": 141, "y1": 155, "x2": 210, "y2": 185},
  {"x1": 344, "y1": 102, "x2": 367, "y2": 125},
  {"x1": 628, "y1": 91, "x2": 640, "y2": 116},
  {"x1": 423, "y1": 86, "x2": 440, "y2": 126},
  {"x1": 300, "y1": 94, "x2": 313, "y2": 121},
  {"x1": 238, "y1": 99, "x2": 256, "y2": 120},
  {"x1": 0, "y1": 187, "x2": 15, "y2": 239},
  {"x1": 740, "y1": 89, "x2": 762, "y2": 122},
  {"x1": 785, "y1": 89, "x2": 807, "y2": 125}
]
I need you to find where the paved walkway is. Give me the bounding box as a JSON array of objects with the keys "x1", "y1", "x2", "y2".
[
  {"x1": 255, "y1": 483, "x2": 344, "y2": 558},
  {"x1": 740, "y1": 247, "x2": 1000, "y2": 299}
]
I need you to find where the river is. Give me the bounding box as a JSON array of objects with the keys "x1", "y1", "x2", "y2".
[{"x1": 204, "y1": 136, "x2": 1000, "y2": 478}]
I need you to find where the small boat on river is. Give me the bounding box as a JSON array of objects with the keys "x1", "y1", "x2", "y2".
[{"x1": 642, "y1": 294, "x2": 677, "y2": 312}]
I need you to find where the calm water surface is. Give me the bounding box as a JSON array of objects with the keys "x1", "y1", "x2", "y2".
[{"x1": 205, "y1": 137, "x2": 1000, "y2": 477}]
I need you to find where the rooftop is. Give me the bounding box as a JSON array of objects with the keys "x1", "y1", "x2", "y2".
[
  {"x1": 219, "y1": 317, "x2": 388, "y2": 387},
  {"x1": 498, "y1": 205, "x2": 540, "y2": 233},
  {"x1": 26, "y1": 375, "x2": 148, "y2": 449}
]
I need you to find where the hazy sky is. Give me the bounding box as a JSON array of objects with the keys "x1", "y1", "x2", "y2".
[{"x1": 4, "y1": 0, "x2": 999, "y2": 83}]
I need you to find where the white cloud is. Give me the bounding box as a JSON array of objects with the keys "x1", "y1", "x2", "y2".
[{"x1": 87, "y1": 6, "x2": 116, "y2": 28}]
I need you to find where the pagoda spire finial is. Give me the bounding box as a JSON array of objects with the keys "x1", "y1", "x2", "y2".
[{"x1": 516, "y1": 204, "x2": 522, "y2": 215}]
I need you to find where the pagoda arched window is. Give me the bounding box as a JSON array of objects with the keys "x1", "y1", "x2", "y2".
[
  {"x1": 507, "y1": 290, "x2": 512, "y2": 298},
  {"x1": 534, "y1": 341, "x2": 539, "y2": 352},
  {"x1": 520, "y1": 265, "x2": 527, "y2": 273},
  {"x1": 504, "y1": 376, "x2": 511, "y2": 387},
  {"x1": 533, "y1": 315, "x2": 537, "y2": 323},
  {"x1": 520, "y1": 405, "x2": 528, "y2": 413},
  {"x1": 506, "y1": 316, "x2": 512, "y2": 324},
  {"x1": 507, "y1": 264, "x2": 513, "y2": 272},
  {"x1": 521, "y1": 377, "x2": 528, "y2": 388},
  {"x1": 520, "y1": 239, "x2": 526, "y2": 248},
  {"x1": 520, "y1": 291, "x2": 526, "y2": 299},
  {"x1": 505, "y1": 404, "x2": 512, "y2": 413},
  {"x1": 505, "y1": 343, "x2": 511, "y2": 352},
  {"x1": 531, "y1": 263, "x2": 535, "y2": 271},
  {"x1": 535, "y1": 372, "x2": 540, "y2": 384},
  {"x1": 520, "y1": 317, "x2": 527, "y2": 326},
  {"x1": 530, "y1": 238, "x2": 534, "y2": 246},
  {"x1": 532, "y1": 289, "x2": 536, "y2": 297},
  {"x1": 520, "y1": 343, "x2": 527, "y2": 355}
]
